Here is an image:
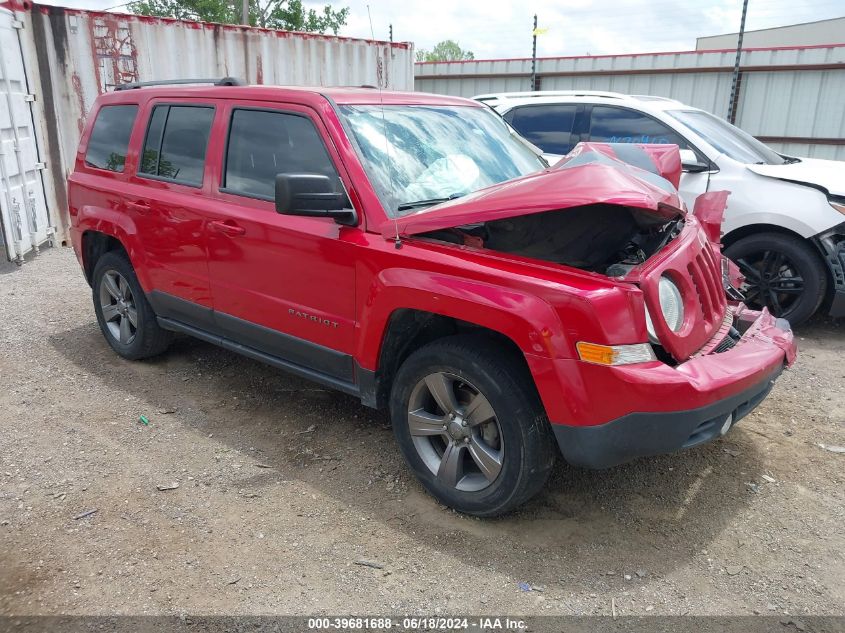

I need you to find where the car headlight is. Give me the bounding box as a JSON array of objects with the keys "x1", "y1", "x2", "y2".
[{"x1": 645, "y1": 275, "x2": 684, "y2": 341}]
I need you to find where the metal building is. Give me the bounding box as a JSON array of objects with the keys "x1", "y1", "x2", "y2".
[
  {"x1": 696, "y1": 17, "x2": 845, "y2": 50},
  {"x1": 415, "y1": 44, "x2": 845, "y2": 162},
  {"x1": 0, "y1": 0, "x2": 414, "y2": 262}
]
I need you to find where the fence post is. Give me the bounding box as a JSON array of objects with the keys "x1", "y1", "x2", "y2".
[{"x1": 727, "y1": 0, "x2": 749, "y2": 122}]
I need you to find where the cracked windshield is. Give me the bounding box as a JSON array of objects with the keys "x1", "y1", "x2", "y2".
[{"x1": 340, "y1": 105, "x2": 545, "y2": 217}]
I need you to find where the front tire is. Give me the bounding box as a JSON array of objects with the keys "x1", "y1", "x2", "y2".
[
  {"x1": 389, "y1": 335, "x2": 555, "y2": 517},
  {"x1": 92, "y1": 250, "x2": 172, "y2": 360},
  {"x1": 724, "y1": 232, "x2": 826, "y2": 327}
]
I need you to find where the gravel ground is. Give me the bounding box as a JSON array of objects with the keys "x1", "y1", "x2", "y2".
[{"x1": 0, "y1": 246, "x2": 843, "y2": 617}]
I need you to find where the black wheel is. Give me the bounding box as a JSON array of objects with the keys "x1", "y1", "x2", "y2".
[
  {"x1": 92, "y1": 250, "x2": 172, "y2": 360},
  {"x1": 724, "y1": 232, "x2": 826, "y2": 327},
  {"x1": 389, "y1": 334, "x2": 555, "y2": 517}
]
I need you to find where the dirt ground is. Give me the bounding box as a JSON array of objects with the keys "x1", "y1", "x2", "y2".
[{"x1": 0, "y1": 246, "x2": 843, "y2": 617}]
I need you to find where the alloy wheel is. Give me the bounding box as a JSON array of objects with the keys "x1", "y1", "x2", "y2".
[
  {"x1": 734, "y1": 250, "x2": 804, "y2": 317},
  {"x1": 407, "y1": 372, "x2": 504, "y2": 492},
  {"x1": 99, "y1": 270, "x2": 138, "y2": 345}
]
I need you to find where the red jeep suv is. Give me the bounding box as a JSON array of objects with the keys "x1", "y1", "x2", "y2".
[{"x1": 68, "y1": 79, "x2": 796, "y2": 516}]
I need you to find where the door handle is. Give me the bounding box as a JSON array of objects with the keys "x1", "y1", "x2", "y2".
[
  {"x1": 125, "y1": 200, "x2": 150, "y2": 214},
  {"x1": 209, "y1": 220, "x2": 246, "y2": 236}
]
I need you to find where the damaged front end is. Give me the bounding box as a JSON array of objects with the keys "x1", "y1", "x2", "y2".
[
  {"x1": 421, "y1": 202, "x2": 685, "y2": 278},
  {"x1": 390, "y1": 141, "x2": 797, "y2": 467},
  {"x1": 399, "y1": 143, "x2": 792, "y2": 367},
  {"x1": 399, "y1": 143, "x2": 690, "y2": 280}
]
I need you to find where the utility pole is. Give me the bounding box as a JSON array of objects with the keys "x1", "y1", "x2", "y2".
[
  {"x1": 242, "y1": 0, "x2": 249, "y2": 25},
  {"x1": 530, "y1": 14, "x2": 538, "y2": 91},
  {"x1": 727, "y1": 0, "x2": 749, "y2": 123},
  {"x1": 389, "y1": 23, "x2": 393, "y2": 43}
]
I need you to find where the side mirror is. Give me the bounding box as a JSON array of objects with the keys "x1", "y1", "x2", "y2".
[
  {"x1": 274, "y1": 173, "x2": 356, "y2": 225},
  {"x1": 679, "y1": 149, "x2": 711, "y2": 173}
]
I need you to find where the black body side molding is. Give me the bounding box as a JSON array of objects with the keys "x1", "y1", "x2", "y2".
[{"x1": 148, "y1": 290, "x2": 378, "y2": 403}]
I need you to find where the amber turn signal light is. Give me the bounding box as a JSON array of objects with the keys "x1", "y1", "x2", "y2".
[{"x1": 576, "y1": 341, "x2": 656, "y2": 366}]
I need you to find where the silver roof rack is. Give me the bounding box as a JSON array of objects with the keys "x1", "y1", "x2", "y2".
[
  {"x1": 113, "y1": 77, "x2": 245, "y2": 91},
  {"x1": 473, "y1": 90, "x2": 629, "y2": 101}
]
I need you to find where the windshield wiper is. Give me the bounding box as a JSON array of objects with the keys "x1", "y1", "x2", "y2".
[{"x1": 397, "y1": 192, "x2": 464, "y2": 212}]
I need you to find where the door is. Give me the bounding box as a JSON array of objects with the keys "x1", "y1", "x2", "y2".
[
  {"x1": 127, "y1": 100, "x2": 218, "y2": 325},
  {"x1": 586, "y1": 105, "x2": 710, "y2": 208},
  {"x1": 206, "y1": 103, "x2": 358, "y2": 382},
  {"x1": 504, "y1": 104, "x2": 579, "y2": 156},
  {"x1": 0, "y1": 7, "x2": 52, "y2": 262}
]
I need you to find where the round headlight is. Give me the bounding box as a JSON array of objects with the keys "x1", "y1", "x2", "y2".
[
  {"x1": 644, "y1": 276, "x2": 684, "y2": 341},
  {"x1": 659, "y1": 276, "x2": 684, "y2": 332}
]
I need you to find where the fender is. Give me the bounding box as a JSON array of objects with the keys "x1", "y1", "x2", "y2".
[
  {"x1": 356, "y1": 267, "x2": 570, "y2": 371},
  {"x1": 356, "y1": 267, "x2": 580, "y2": 424},
  {"x1": 721, "y1": 172, "x2": 842, "y2": 239},
  {"x1": 76, "y1": 204, "x2": 153, "y2": 291},
  {"x1": 723, "y1": 210, "x2": 822, "y2": 241}
]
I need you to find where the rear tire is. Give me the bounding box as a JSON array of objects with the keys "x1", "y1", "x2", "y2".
[
  {"x1": 389, "y1": 334, "x2": 555, "y2": 517},
  {"x1": 724, "y1": 232, "x2": 826, "y2": 327},
  {"x1": 92, "y1": 250, "x2": 172, "y2": 360}
]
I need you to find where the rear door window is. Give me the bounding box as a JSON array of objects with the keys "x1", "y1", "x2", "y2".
[
  {"x1": 222, "y1": 108, "x2": 341, "y2": 201},
  {"x1": 505, "y1": 104, "x2": 577, "y2": 154},
  {"x1": 589, "y1": 106, "x2": 689, "y2": 148},
  {"x1": 85, "y1": 105, "x2": 138, "y2": 172},
  {"x1": 138, "y1": 105, "x2": 215, "y2": 186}
]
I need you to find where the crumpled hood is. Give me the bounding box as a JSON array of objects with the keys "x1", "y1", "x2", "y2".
[
  {"x1": 387, "y1": 143, "x2": 685, "y2": 237},
  {"x1": 747, "y1": 157, "x2": 845, "y2": 197}
]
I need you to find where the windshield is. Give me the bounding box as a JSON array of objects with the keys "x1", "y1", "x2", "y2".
[
  {"x1": 339, "y1": 105, "x2": 546, "y2": 217},
  {"x1": 668, "y1": 109, "x2": 786, "y2": 165}
]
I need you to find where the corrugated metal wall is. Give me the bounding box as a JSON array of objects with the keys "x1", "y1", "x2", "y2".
[
  {"x1": 415, "y1": 46, "x2": 845, "y2": 161},
  {"x1": 12, "y1": 1, "x2": 414, "y2": 242}
]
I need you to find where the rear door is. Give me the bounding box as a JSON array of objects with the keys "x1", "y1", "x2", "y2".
[
  {"x1": 0, "y1": 7, "x2": 52, "y2": 262},
  {"x1": 504, "y1": 104, "x2": 579, "y2": 156},
  {"x1": 205, "y1": 101, "x2": 358, "y2": 383},
  {"x1": 126, "y1": 99, "x2": 219, "y2": 326}
]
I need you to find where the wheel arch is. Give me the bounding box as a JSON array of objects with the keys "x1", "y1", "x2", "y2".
[
  {"x1": 363, "y1": 308, "x2": 536, "y2": 410},
  {"x1": 356, "y1": 268, "x2": 573, "y2": 415},
  {"x1": 722, "y1": 223, "x2": 833, "y2": 289},
  {"x1": 722, "y1": 224, "x2": 831, "y2": 323},
  {"x1": 81, "y1": 230, "x2": 127, "y2": 285},
  {"x1": 721, "y1": 223, "x2": 808, "y2": 248},
  {"x1": 76, "y1": 205, "x2": 151, "y2": 290}
]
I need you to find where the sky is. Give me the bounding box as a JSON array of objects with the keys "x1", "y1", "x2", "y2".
[{"x1": 37, "y1": 0, "x2": 845, "y2": 58}]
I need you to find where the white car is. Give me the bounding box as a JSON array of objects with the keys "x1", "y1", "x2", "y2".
[{"x1": 475, "y1": 90, "x2": 845, "y2": 326}]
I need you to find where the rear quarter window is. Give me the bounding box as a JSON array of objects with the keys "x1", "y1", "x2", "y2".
[{"x1": 84, "y1": 105, "x2": 138, "y2": 172}]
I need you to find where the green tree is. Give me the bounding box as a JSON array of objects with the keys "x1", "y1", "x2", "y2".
[
  {"x1": 128, "y1": 0, "x2": 349, "y2": 33},
  {"x1": 415, "y1": 40, "x2": 475, "y2": 62},
  {"x1": 105, "y1": 152, "x2": 126, "y2": 172},
  {"x1": 139, "y1": 149, "x2": 177, "y2": 179}
]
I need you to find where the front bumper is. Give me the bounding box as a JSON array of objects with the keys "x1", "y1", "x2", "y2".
[
  {"x1": 553, "y1": 367, "x2": 780, "y2": 468},
  {"x1": 813, "y1": 222, "x2": 845, "y2": 318},
  {"x1": 547, "y1": 306, "x2": 796, "y2": 469}
]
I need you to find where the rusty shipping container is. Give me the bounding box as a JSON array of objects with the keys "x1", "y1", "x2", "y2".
[{"x1": 0, "y1": 0, "x2": 413, "y2": 253}]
